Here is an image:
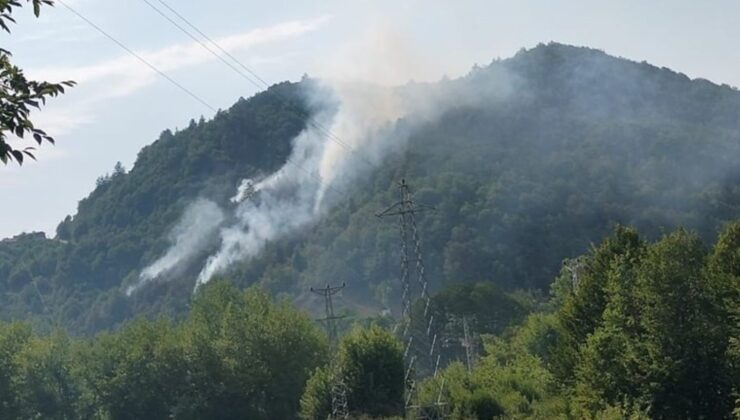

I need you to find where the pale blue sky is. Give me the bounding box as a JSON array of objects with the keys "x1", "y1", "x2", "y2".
[{"x1": 2, "y1": 0, "x2": 739, "y2": 238}]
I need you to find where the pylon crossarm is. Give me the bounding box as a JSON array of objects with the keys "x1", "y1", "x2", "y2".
[{"x1": 375, "y1": 201, "x2": 405, "y2": 218}]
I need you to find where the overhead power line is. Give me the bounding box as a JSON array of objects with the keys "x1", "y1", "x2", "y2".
[
  {"x1": 140, "y1": 0, "x2": 377, "y2": 170},
  {"x1": 152, "y1": 0, "x2": 272, "y2": 89},
  {"x1": 138, "y1": 0, "x2": 369, "y2": 199},
  {"x1": 139, "y1": 0, "x2": 263, "y2": 91},
  {"x1": 56, "y1": 0, "x2": 217, "y2": 113},
  {"x1": 56, "y1": 0, "x2": 353, "y2": 201}
]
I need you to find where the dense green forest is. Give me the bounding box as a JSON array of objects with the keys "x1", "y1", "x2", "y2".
[
  {"x1": 1, "y1": 43, "x2": 740, "y2": 335},
  {"x1": 1, "y1": 222, "x2": 737, "y2": 418}
]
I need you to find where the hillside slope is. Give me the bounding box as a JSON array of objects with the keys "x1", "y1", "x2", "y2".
[{"x1": 2, "y1": 43, "x2": 739, "y2": 333}]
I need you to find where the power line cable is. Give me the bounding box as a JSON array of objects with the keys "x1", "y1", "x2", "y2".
[
  {"x1": 154, "y1": 0, "x2": 272, "y2": 88},
  {"x1": 56, "y1": 0, "x2": 353, "y2": 200},
  {"x1": 56, "y1": 0, "x2": 217, "y2": 113},
  {"x1": 136, "y1": 0, "x2": 366, "y2": 199},
  {"x1": 149, "y1": 0, "x2": 372, "y2": 167},
  {"x1": 57, "y1": 0, "x2": 356, "y2": 203},
  {"x1": 139, "y1": 0, "x2": 263, "y2": 90},
  {"x1": 142, "y1": 0, "x2": 378, "y2": 170}
]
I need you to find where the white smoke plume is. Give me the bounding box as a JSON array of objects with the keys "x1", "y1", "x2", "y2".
[
  {"x1": 194, "y1": 80, "x2": 423, "y2": 289},
  {"x1": 131, "y1": 81, "x2": 416, "y2": 294},
  {"x1": 127, "y1": 198, "x2": 224, "y2": 295},
  {"x1": 135, "y1": 25, "x2": 516, "y2": 293}
]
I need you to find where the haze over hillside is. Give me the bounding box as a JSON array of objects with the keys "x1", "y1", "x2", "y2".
[{"x1": 1, "y1": 42, "x2": 739, "y2": 334}]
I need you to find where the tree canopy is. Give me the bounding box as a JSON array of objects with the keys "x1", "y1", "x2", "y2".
[
  {"x1": 417, "y1": 222, "x2": 740, "y2": 419},
  {"x1": 0, "y1": 281, "x2": 328, "y2": 419},
  {"x1": 0, "y1": 223, "x2": 738, "y2": 418}
]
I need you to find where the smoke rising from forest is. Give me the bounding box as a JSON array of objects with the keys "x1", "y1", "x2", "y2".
[
  {"x1": 127, "y1": 198, "x2": 224, "y2": 295},
  {"x1": 193, "y1": 81, "x2": 436, "y2": 289},
  {"x1": 133, "y1": 27, "x2": 516, "y2": 293}
]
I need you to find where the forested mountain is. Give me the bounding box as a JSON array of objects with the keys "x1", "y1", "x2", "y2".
[{"x1": 2, "y1": 42, "x2": 739, "y2": 334}]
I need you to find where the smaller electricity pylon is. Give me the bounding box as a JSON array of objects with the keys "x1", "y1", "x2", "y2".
[
  {"x1": 461, "y1": 316, "x2": 476, "y2": 373},
  {"x1": 563, "y1": 257, "x2": 586, "y2": 294},
  {"x1": 310, "y1": 283, "x2": 349, "y2": 419}
]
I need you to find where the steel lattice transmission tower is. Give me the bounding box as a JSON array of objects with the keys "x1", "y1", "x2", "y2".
[
  {"x1": 310, "y1": 283, "x2": 350, "y2": 419},
  {"x1": 378, "y1": 179, "x2": 447, "y2": 419}
]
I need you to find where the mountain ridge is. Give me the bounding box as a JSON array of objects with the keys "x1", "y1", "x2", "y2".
[{"x1": 2, "y1": 42, "x2": 739, "y2": 334}]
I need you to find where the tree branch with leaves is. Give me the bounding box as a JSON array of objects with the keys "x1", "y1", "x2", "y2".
[{"x1": 0, "y1": 0, "x2": 75, "y2": 164}]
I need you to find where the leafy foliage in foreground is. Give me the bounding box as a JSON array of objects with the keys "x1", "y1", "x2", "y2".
[
  {"x1": 1, "y1": 0, "x2": 75, "y2": 164},
  {"x1": 300, "y1": 325, "x2": 404, "y2": 419},
  {"x1": 0, "y1": 282, "x2": 328, "y2": 419},
  {"x1": 418, "y1": 222, "x2": 740, "y2": 419},
  {"x1": 0, "y1": 223, "x2": 737, "y2": 418}
]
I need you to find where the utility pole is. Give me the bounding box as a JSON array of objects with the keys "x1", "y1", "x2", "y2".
[
  {"x1": 310, "y1": 283, "x2": 349, "y2": 419},
  {"x1": 377, "y1": 179, "x2": 446, "y2": 419},
  {"x1": 563, "y1": 257, "x2": 586, "y2": 294},
  {"x1": 462, "y1": 316, "x2": 474, "y2": 373}
]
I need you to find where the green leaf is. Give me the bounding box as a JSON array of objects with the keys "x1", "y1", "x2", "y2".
[{"x1": 10, "y1": 149, "x2": 23, "y2": 164}]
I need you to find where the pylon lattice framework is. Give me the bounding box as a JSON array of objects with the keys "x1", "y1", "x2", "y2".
[
  {"x1": 310, "y1": 283, "x2": 349, "y2": 419},
  {"x1": 378, "y1": 179, "x2": 446, "y2": 419}
]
